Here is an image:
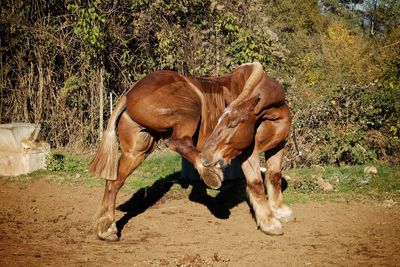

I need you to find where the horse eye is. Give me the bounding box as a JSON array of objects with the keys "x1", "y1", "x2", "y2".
[{"x1": 228, "y1": 120, "x2": 239, "y2": 128}]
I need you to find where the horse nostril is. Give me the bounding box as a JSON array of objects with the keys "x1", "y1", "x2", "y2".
[
  {"x1": 201, "y1": 159, "x2": 211, "y2": 167},
  {"x1": 217, "y1": 160, "x2": 224, "y2": 168}
]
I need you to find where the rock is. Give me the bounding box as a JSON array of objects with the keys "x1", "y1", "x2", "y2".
[
  {"x1": 315, "y1": 175, "x2": 334, "y2": 192},
  {"x1": 383, "y1": 199, "x2": 396, "y2": 208},
  {"x1": 364, "y1": 166, "x2": 378, "y2": 174},
  {"x1": 284, "y1": 175, "x2": 293, "y2": 181}
]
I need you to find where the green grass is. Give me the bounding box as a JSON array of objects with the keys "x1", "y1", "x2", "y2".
[
  {"x1": 283, "y1": 164, "x2": 400, "y2": 203},
  {"x1": 3, "y1": 150, "x2": 400, "y2": 204},
  {"x1": 124, "y1": 151, "x2": 182, "y2": 190},
  {"x1": 34, "y1": 150, "x2": 182, "y2": 190}
]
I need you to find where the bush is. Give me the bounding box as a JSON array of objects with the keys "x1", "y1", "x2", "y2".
[
  {"x1": 289, "y1": 82, "x2": 399, "y2": 166},
  {"x1": 46, "y1": 152, "x2": 65, "y2": 172},
  {"x1": 46, "y1": 151, "x2": 88, "y2": 172}
]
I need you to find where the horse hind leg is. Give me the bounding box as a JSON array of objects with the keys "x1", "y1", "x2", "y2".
[
  {"x1": 95, "y1": 112, "x2": 157, "y2": 241},
  {"x1": 95, "y1": 151, "x2": 147, "y2": 241}
]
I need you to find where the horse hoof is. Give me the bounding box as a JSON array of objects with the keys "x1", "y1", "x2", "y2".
[
  {"x1": 202, "y1": 168, "x2": 223, "y2": 189},
  {"x1": 98, "y1": 232, "x2": 119, "y2": 241},
  {"x1": 273, "y1": 205, "x2": 295, "y2": 223},
  {"x1": 259, "y1": 217, "x2": 283, "y2": 236},
  {"x1": 97, "y1": 223, "x2": 119, "y2": 241}
]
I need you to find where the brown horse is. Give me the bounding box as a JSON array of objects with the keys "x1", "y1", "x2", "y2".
[{"x1": 88, "y1": 62, "x2": 293, "y2": 241}]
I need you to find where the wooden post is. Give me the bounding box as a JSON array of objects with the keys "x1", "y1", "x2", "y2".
[
  {"x1": 215, "y1": 25, "x2": 220, "y2": 75},
  {"x1": 110, "y1": 92, "x2": 113, "y2": 114},
  {"x1": 99, "y1": 65, "x2": 105, "y2": 140},
  {"x1": 37, "y1": 57, "x2": 44, "y2": 123}
]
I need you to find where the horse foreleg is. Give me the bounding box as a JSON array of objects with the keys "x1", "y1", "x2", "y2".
[
  {"x1": 255, "y1": 110, "x2": 294, "y2": 224},
  {"x1": 265, "y1": 146, "x2": 294, "y2": 223},
  {"x1": 168, "y1": 135, "x2": 224, "y2": 189},
  {"x1": 241, "y1": 152, "x2": 283, "y2": 235}
]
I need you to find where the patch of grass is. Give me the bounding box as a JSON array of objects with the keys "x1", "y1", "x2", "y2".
[
  {"x1": 283, "y1": 164, "x2": 400, "y2": 203},
  {"x1": 123, "y1": 151, "x2": 181, "y2": 191},
  {"x1": 16, "y1": 150, "x2": 182, "y2": 190},
  {"x1": 4, "y1": 150, "x2": 400, "y2": 204}
]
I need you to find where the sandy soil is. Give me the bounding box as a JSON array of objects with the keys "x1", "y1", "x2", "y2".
[{"x1": 0, "y1": 177, "x2": 399, "y2": 267}]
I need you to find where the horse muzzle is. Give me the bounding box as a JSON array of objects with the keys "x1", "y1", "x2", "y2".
[
  {"x1": 201, "y1": 157, "x2": 226, "y2": 169},
  {"x1": 201, "y1": 158, "x2": 215, "y2": 167}
]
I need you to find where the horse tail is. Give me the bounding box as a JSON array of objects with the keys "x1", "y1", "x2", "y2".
[{"x1": 87, "y1": 95, "x2": 127, "y2": 180}]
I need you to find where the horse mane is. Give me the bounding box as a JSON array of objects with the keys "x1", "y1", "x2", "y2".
[{"x1": 192, "y1": 78, "x2": 225, "y2": 147}]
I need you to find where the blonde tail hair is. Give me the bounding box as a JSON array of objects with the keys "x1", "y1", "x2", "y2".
[{"x1": 87, "y1": 96, "x2": 127, "y2": 180}]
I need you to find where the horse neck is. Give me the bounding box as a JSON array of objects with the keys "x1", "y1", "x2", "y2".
[{"x1": 191, "y1": 77, "x2": 226, "y2": 147}]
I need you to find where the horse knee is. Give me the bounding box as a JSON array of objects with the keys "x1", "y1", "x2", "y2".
[
  {"x1": 268, "y1": 171, "x2": 282, "y2": 188},
  {"x1": 247, "y1": 179, "x2": 265, "y2": 196}
]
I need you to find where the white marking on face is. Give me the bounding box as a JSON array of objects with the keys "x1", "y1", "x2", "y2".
[{"x1": 217, "y1": 108, "x2": 232, "y2": 125}]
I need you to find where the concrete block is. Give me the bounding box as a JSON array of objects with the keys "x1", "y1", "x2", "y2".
[{"x1": 0, "y1": 123, "x2": 50, "y2": 176}]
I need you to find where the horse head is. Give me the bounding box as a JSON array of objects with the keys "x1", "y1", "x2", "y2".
[{"x1": 200, "y1": 62, "x2": 263, "y2": 168}]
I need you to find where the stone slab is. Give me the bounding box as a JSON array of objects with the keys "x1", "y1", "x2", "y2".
[
  {"x1": 0, "y1": 123, "x2": 49, "y2": 176},
  {"x1": 0, "y1": 123, "x2": 40, "y2": 152}
]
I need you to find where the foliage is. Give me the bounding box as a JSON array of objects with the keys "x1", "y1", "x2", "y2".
[
  {"x1": 291, "y1": 82, "x2": 399, "y2": 166},
  {"x1": 46, "y1": 152, "x2": 65, "y2": 172},
  {"x1": 67, "y1": 1, "x2": 105, "y2": 60},
  {"x1": 321, "y1": 21, "x2": 371, "y2": 85},
  {"x1": 0, "y1": 0, "x2": 399, "y2": 166},
  {"x1": 317, "y1": 84, "x2": 399, "y2": 165},
  {"x1": 46, "y1": 151, "x2": 88, "y2": 172}
]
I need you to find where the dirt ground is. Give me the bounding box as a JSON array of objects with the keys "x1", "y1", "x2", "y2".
[{"x1": 0, "y1": 177, "x2": 399, "y2": 267}]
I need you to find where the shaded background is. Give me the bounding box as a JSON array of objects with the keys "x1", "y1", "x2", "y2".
[{"x1": 1, "y1": 0, "x2": 399, "y2": 167}]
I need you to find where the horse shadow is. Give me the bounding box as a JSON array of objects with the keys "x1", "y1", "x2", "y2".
[
  {"x1": 115, "y1": 171, "x2": 180, "y2": 236},
  {"x1": 115, "y1": 172, "x2": 247, "y2": 236},
  {"x1": 186, "y1": 174, "x2": 288, "y2": 219},
  {"x1": 187, "y1": 179, "x2": 247, "y2": 219},
  {"x1": 115, "y1": 171, "x2": 288, "y2": 237}
]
